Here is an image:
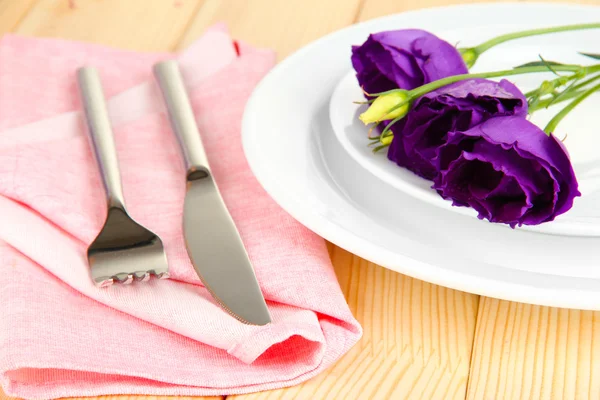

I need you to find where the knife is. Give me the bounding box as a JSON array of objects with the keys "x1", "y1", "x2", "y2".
[{"x1": 153, "y1": 60, "x2": 271, "y2": 326}]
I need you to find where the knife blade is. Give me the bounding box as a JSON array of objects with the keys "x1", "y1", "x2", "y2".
[{"x1": 153, "y1": 60, "x2": 271, "y2": 326}]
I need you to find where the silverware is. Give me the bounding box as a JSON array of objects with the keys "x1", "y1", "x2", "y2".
[
  {"x1": 78, "y1": 66, "x2": 169, "y2": 287},
  {"x1": 153, "y1": 60, "x2": 271, "y2": 325}
]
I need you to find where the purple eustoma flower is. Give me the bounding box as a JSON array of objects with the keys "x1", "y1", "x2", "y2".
[
  {"x1": 433, "y1": 116, "x2": 580, "y2": 227},
  {"x1": 388, "y1": 79, "x2": 527, "y2": 180},
  {"x1": 351, "y1": 29, "x2": 468, "y2": 94}
]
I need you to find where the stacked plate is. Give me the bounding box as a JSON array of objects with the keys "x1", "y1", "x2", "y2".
[{"x1": 242, "y1": 3, "x2": 600, "y2": 309}]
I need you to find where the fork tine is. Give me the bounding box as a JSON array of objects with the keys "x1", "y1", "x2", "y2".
[
  {"x1": 157, "y1": 271, "x2": 170, "y2": 280},
  {"x1": 96, "y1": 272, "x2": 167, "y2": 287},
  {"x1": 97, "y1": 278, "x2": 115, "y2": 288},
  {"x1": 133, "y1": 271, "x2": 149, "y2": 281},
  {"x1": 79, "y1": 67, "x2": 169, "y2": 288}
]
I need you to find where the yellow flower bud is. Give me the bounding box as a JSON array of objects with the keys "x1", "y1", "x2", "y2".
[
  {"x1": 380, "y1": 135, "x2": 393, "y2": 146},
  {"x1": 359, "y1": 91, "x2": 411, "y2": 124},
  {"x1": 460, "y1": 48, "x2": 478, "y2": 69},
  {"x1": 539, "y1": 80, "x2": 554, "y2": 95}
]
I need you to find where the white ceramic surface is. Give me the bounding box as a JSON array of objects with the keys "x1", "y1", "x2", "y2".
[{"x1": 242, "y1": 2, "x2": 600, "y2": 309}]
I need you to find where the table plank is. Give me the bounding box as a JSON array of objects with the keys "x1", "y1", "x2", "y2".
[
  {"x1": 359, "y1": 0, "x2": 514, "y2": 20},
  {"x1": 0, "y1": 0, "x2": 37, "y2": 35},
  {"x1": 14, "y1": 0, "x2": 203, "y2": 51},
  {"x1": 230, "y1": 247, "x2": 479, "y2": 400},
  {"x1": 467, "y1": 300, "x2": 600, "y2": 400},
  {"x1": 359, "y1": 0, "x2": 598, "y2": 20},
  {"x1": 177, "y1": 0, "x2": 363, "y2": 58}
]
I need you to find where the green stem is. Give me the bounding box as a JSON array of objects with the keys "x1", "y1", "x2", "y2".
[
  {"x1": 530, "y1": 89, "x2": 583, "y2": 112},
  {"x1": 369, "y1": 65, "x2": 582, "y2": 97},
  {"x1": 366, "y1": 64, "x2": 600, "y2": 145},
  {"x1": 524, "y1": 75, "x2": 576, "y2": 98},
  {"x1": 544, "y1": 82, "x2": 600, "y2": 134},
  {"x1": 568, "y1": 72, "x2": 600, "y2": 92},
  {"x1": 409, "y1": 64, "x2": 600, "y2": 99},
  {"x1": 529, "y1": 73, "x2": 600, "y2": 112},
  {"x1": 466, "y1": 23, "x2": 600, "y2": 56}
]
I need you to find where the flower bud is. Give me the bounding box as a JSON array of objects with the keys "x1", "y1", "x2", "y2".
[
  {"x1": 359, "y1": 91, "x2": 411, "y2": 124},
  {"x1": 459, "y1": 48, "x2": 478, "y2": 69},
  {"x1": 380, "y1": 135, "x2": 393, "y2": 146},
  {"x1": 539, "y1": 80, "x2": 555, "y2": 95}
]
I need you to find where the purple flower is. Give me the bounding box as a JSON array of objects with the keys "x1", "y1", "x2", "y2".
[
  {"x1": 351, "y1": 29, "x2": 468, "y2": 94},
  {"x1": 388, "y1": 79, "x2": 528, "y2": 180},
  {"x1": 433, "y1": 116, "x2": 580, "y2": 227}
]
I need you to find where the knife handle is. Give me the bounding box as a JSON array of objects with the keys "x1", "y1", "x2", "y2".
[
  {"x1": 77, "y1": 67, "x2": 127, "y2": 210},
  {"x1": 153, "y1": 61, "x2": 210, "y2": 180}
]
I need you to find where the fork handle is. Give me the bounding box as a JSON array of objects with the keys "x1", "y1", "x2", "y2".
[
  {"x1": 153, "y1": 61, "x2": 210, "y2": 180},
  {"x1": 77, "y1": 67, "x2": 127, "y2": 210}
]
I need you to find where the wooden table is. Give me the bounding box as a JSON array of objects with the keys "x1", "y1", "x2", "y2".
[{"x1": 1, "y1": 0, "x2": 599, "y2": 399}]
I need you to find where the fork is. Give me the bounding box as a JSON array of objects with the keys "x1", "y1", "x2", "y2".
[{"x1": 77, "y1": 67, "x2": 169, "y2": 287}]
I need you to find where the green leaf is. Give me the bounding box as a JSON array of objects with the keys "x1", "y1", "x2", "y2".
[
  {"x1": 514, "y1": 60, "x2": 565, "y2": 68},
  {"x1": 541, "y1": 55, "x2": 560, "y2": 76},
  {"x1": 579, "y1": 52, "x2": 600, "y2": 60}
]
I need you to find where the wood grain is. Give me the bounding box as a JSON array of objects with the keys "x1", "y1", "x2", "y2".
[
  {"x1": 230, "y1": 247, "x2": 479, "y2": 400},
  {"x1": 0, "y1": 0, "x2": 37, "y2": 35},
  {"x1": 178, "y1": 0, "x2": 364, "y2": 58},
  {"x1": 467, "y1": 300, "x2": 600, "y2": 400},
  {"x1": 359, "y1": 0, "x2": 599, "y2": 20},
  {"x1": 14, "y1": 0, "x2": 204, "y2": 51}
]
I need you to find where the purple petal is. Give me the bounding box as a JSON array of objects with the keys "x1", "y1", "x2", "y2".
[
  {"x1": 435, "y1": 116, "x2": 580, "y2": 226},
  {"x1": 412, "y1": 35, "x2": 468, "y2": 81},
  {"x1": 388, "y1": 79, "x2": 527, "y2": 180},
  {"x1": 351, "y1": 29, "x2": 467, "y2": 93}
]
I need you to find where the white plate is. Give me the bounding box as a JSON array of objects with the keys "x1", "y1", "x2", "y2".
[{"x1": 242, "y1": 2, "x2": 600, "y2": 309}]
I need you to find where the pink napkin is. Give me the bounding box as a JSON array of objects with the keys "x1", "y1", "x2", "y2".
[{"x1": 0, "y1": 26, "x2": 361, "y2": 399}]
